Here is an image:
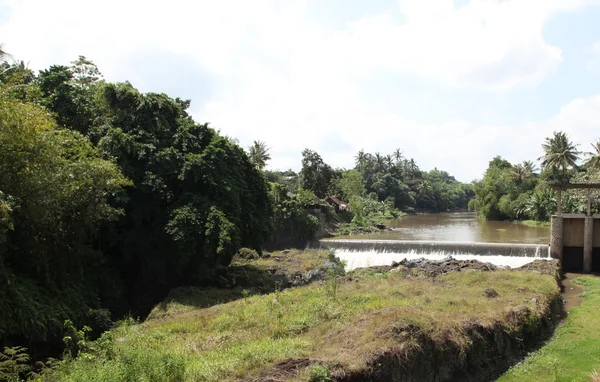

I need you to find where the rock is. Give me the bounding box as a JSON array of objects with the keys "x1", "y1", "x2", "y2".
[
  {"x1": 531, "y1": 297, "x2": 539, "y2": 305},
  {"x1": 484, "y1": 288, "x2": 499, "y2": 298}
]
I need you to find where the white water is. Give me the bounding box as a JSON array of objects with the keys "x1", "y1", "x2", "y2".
[{"x1": 335, "y1": 250, "x2": 551, "y2": 271}]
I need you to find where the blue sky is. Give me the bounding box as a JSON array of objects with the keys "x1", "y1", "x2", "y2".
[{"x1": 2, "y1": 0, "x2": 600, "y2": 182}]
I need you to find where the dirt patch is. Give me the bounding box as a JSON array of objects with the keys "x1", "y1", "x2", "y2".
[
  {"x1": 242, "y1": 358, "x2": 325, "y2": 382},
  {"x1": 391, "y1": 256, "x2": 498, "y2": 277},
  {"x1": 518, "y1": 259, "x2": 561, "y2": 277},
  {"x1": 355, "y1": 257, "x2": 561, "y2": 279}
]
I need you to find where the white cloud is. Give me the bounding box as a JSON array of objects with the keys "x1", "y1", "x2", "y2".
[
  {"x1": 585, "y1": 41, "x2": 600, "y2": 73},
  {"x1": 2, "y1": 0, "x2": 600, "y2": 181}
]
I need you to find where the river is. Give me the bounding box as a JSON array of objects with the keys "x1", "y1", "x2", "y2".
[
  {"x1": 325, "y1": 212, "x2": 551, "y2": 270},
  {"x1": 344, "y1": 212, "x2": 550, "y2": 244}
]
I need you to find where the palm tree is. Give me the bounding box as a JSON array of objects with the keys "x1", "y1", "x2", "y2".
[
  {"x1": 247, "y1": 140, "x2": 270, "y2": 170},
  {"x1": 509, "y1": 164, "x2": 528, "y2": 185},
  {"x1": 355, "y1": 150, "x2": 366, "y2": 168},
  {"x1": 393, "y1": 148, "x2": 404, "y2": 163},
  {"x1": 510, "y1": 161, "x2": 536, "y2": 185},
  {"x1": 385, "y1": 154, "x2": 393, "y2": 169},
  {"x1": 522, "y1": 160, "x2": 538, "y2": 177},
  {"x1": 539, "y1": 131, "x2": 580, "y2": 180},
  {"x1": 374, "y1": 152, "x2": 384, "y2": 171},
  {"x1": 584, "y1": 140, "x2": 600, "y2": 170}
]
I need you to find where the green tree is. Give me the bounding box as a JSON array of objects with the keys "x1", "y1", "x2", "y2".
[
  {"x1": 584, "y1": 140, "x2": 600, "y2": 170},
  {"x1": 299, "y1": 149, "x2": 333, "y2": 198},
  {"x1": 339, "y1": 169, "x2": 365, "y2": 201},
  {"x1": 247, "y1": 140, "x2": 271, "y2": 170},
  {"x1": 0, "y1": 88, "x2": 130, "y2": 343},
  {"x1": 540, "y1": 131, "x2": 580, "y2": 182}
]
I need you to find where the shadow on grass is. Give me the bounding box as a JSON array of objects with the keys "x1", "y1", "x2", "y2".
[{"x1": 152, "y1": 264, "x2": 292, "y2": 314}]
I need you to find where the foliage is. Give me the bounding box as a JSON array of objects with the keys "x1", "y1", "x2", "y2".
[
  {"x1": 0, "y1": 89, "x2": 129, "y2": 343},
  {"x1": 247, "y1": 140, "x2": 271, "y2": 170},
  {"x1": 235, "y1": 248, "x2": 259, "y2": 260},
  {"x1": 0, "y1": 346, "x2": 30, "y2": 382},
  {"x1": 470, "y1": 156, "x2": 539, "y2": 220},
  {"x1": 270, "y1": 184, "x2": 319, "y2": 242},
  {"x1": 299, "y1": 149, "x2": 334, "y2": 198},
  {"x1": 308, "y1": 364, "x2": 333, "y2": 382},
  {"x1": 0, "y1": 56, "x2": 275, "y2": 359},
  {"x1": 539, "y1": 131, "x2": 580, "y2": 183},
  {"x1": 473, "y1": 131, "x2": 600, "y2": 222},
  {"x1": 584, "y1": 140, "x2": 600, "y2": 170}
]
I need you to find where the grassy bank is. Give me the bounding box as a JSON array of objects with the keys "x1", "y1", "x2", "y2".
[
  {"x1": 499, "y1": 276, "x2": 600, "y2": 382},
  {"x1": 521, "y1": 220, "x2": 551, "y2": 228},
  {"x1": 47, "y1": 266, "x2": 559, "y2": 381}
]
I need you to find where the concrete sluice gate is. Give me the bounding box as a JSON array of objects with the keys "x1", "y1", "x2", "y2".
[{"x1": 321, "y1": 239, "x2": 551, "y2": 271}]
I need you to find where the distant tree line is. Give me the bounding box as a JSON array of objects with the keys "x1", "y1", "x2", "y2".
[{"x1": 469, "y1": 131, "x2": 600, "y2": 221}]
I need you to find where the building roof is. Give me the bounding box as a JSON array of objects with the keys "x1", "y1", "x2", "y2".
[{"x1": 326, "y1": 196, "x2": 348, "y2": 205}]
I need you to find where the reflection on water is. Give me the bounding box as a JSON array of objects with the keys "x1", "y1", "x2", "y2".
[{"x1": 345, "y1": 212, "x2": 550, "y2": 244}]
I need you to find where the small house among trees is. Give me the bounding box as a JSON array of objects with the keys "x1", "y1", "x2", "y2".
[{"x1": 326, "y1": 197, "x2": 349, "y2": 212}]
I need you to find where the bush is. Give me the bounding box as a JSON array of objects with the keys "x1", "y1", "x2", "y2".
[{"x1": 235, "y1": 248, "x2": 260, "y2": 260}]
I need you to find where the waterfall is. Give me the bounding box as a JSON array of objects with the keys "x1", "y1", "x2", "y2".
[{"x1": 320, "y1": 239, "x2": 550, "y2": 271}]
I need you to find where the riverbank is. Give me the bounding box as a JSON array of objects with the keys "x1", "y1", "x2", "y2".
[
  {"x1": 499, "y1": 275, "x2": 600, "y2": 381},
  {"x1": 46, "y1": 254, "x2": 561, "y2": 381},
  {"x1": 521, "y1": 220, "x2": 551, "y2": 228}
]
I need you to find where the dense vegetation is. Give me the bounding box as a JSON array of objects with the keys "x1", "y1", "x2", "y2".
[
  {"x1": 469, "y1": 132, "x2": 600, "y2": 222},
  {"x1": 268, "y1": 148, "x2": 474, "y2": 234},
  {"x1": 0, "y1": 56, "x2": 274, "y2": 360}
]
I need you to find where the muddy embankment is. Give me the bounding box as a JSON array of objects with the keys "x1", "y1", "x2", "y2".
[{"x1": 338, "y1": 258, "x2": 563, "y2": 382}]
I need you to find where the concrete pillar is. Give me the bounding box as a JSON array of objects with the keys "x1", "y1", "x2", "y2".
[
  {"x1": 584, "y1": 216, "x2": 593, "y2": 273},
  {"x1": 550, "y1": 215, "x2": 563, "y2": 261}
]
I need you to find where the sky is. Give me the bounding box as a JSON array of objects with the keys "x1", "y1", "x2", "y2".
[{"x1": 2, "y1": 0, "x2": 600, "y2": 182}]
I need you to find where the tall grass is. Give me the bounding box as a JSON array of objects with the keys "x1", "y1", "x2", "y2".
[{"x1": 51, "y1": 270, "x2": 558, "y2": 381}]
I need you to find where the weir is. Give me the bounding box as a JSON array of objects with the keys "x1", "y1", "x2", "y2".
[
  {"x1": 320, "y1": 239, "x2": 551, "y2": 271},
  {"x1": 550, "y1": 183, "x2": 600, "y2": 273},
  {"x1": 321, "y1": 239, "x2": 550, "y2": 258}
]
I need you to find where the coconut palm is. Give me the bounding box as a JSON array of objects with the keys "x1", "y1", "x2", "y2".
[
  {"x1": 539, "y1": 131, "x2": 580, "y2": 179},
  {"x1": 247, "y1": 140, "x2": 270, "y2": 170},
  {"x1": 509, "y1": 164, "x2": 528, "y2": 185},
  {"x1": 355, "y1": 150, "x2": 366, "y2": 168},
  {"x1": 393, "y1": 148, "x2": 404, "y2": 163},
  {"x1": 584, "y1": 140, "x2": 600, "y2": 170},
  {"x1": 522, "y1": 160, "x2": 538, "y2": 177}
]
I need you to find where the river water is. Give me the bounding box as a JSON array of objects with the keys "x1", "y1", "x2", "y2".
[
  {"x1": 326, "y1": 212, "x2": 551, "y2": 270},
  {"x1": 344, "y1": 212, "x2": 550, "y2": 244}
]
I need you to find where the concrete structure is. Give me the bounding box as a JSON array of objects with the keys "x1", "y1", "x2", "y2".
[{"x1": 550, "y1": 184, "x2": 600, "y2": 273}]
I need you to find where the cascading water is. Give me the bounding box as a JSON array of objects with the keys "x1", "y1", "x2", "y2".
[{"x1": 321, "y1": 239, "x2": 551, "y2": 271}]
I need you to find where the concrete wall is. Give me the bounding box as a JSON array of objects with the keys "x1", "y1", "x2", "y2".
[{"x1": 563, "y1": 218, "x2": 585, "y2": 247}]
